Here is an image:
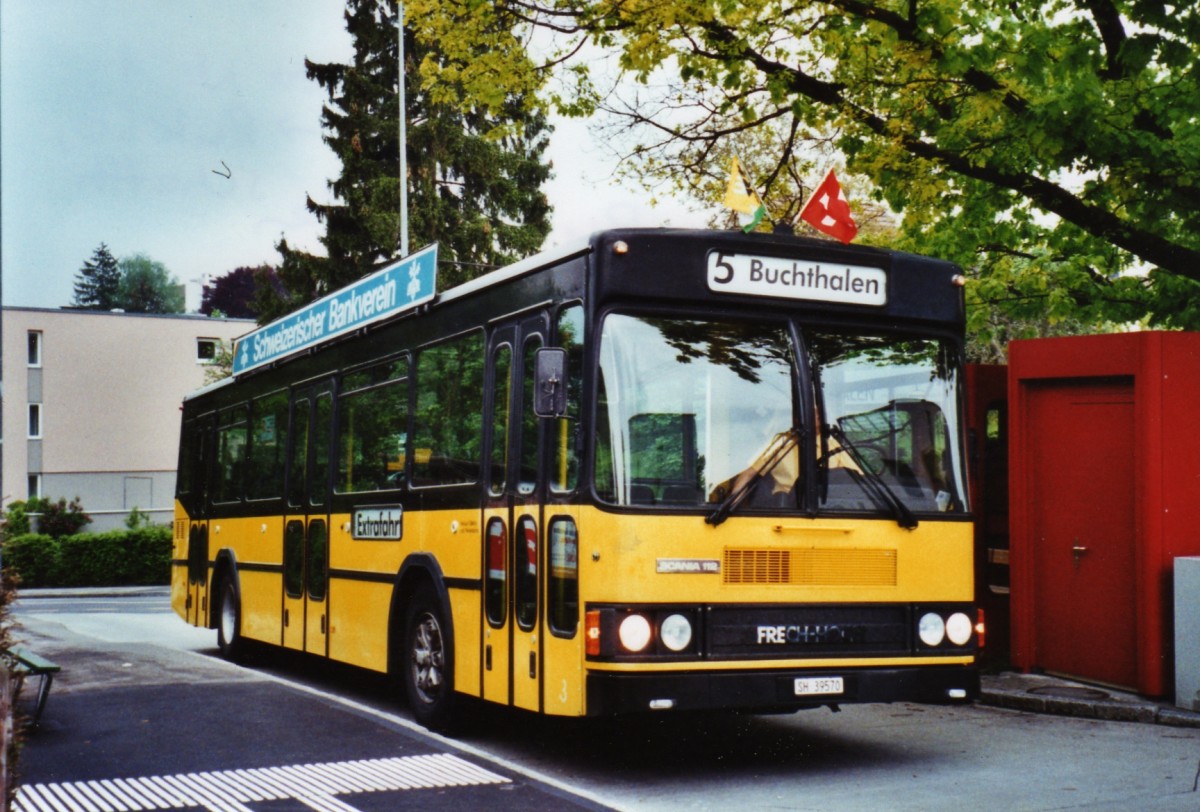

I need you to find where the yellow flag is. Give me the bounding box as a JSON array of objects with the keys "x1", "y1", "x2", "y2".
[{"x1": 723, "y1": 157, "x2": 766, "y2": 232}]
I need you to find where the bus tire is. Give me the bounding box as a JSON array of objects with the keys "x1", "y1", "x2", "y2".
[
  {"x1": 402, "y1": 584, "x2": 458, "y2": 731},
  {"x1": 216, "y1": 576, "x2": 244, "y2": 662}
]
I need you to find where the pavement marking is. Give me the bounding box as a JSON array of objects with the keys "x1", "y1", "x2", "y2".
[{"x1": 15, "y1": 754, "x2": 510, "y2": 812}]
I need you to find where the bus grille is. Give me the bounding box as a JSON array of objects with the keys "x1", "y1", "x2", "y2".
[
  {"x1": 723, "y1": 547, "x2": 897, "y2": 586},
  {"x1": 706, "y1": 604, "x2": 910, "y2": 657}
]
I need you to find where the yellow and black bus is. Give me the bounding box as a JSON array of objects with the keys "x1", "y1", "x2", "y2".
[{"x1": 173, "y1": 228, "x2": 981, "y2": 729}]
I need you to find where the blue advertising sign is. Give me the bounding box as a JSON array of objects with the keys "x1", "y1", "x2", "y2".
[{"x1": 233, "y1": 243, "x2": 437, "y2": 376}]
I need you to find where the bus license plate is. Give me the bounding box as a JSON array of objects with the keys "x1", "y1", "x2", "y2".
[{"x1": 794, "y1": 677, "x2": 844, "y2": 696}]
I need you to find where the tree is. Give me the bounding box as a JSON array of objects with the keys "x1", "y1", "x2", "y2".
[
  {"x1": 72, "y1": 243, "x2": 122, "y2": 310},
  {"x1": 201, "y1": 339, "x2": 236, "y2": 385},
  {"x1": 266, "y1": 0, "x2": 553, "y2": 321},
  {"x1": 411, "y1": 0, "x2": 1200, "y2": 329},
  {"x1": 117, "y1": 254, "x2": 185, "y2": 314},
  {"x1": 201, "y1": 265, "x2": 279, "y2": 319}
]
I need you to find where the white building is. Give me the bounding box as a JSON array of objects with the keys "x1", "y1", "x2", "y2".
[{"x1": 2, "y1": 307, "x2": 252, "y2": 530}]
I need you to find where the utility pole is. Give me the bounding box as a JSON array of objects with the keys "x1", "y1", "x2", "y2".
[{"x1": 397, "y1": 0, "x2": 409, "y2": 258}]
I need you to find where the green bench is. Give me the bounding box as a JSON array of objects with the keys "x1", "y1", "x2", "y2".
[{"x1": 5, "y1": 647, "x2": 61, "y2": 726}]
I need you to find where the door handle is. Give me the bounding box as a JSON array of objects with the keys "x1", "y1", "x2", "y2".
[{"x1": 1072, "y1": 539, "x2": 1089, "y2": 567}]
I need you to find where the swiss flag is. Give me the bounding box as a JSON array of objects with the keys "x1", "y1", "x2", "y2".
[{"x1": 798, "y1": 170, "x2": 858, "y2": 244}]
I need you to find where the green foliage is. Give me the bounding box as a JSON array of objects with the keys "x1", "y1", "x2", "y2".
[
  {"x1": 201, "y1": 339, "x2": 235, "y2": 385},
  {"x1": 118, "y1": 254, "x2": 185, "y2": 314},
  {"x1": 1, "y1": 535, "x2": 60, "y2": 588},
  {"x1": 124, "y1": 507, "x2": 151, "y2": 530},
  {"x1": 0, "y1": 565, "x2": 19, "y2": 801},
  {"x1": 265, "y1": 0, "x2": 553, "y2": 322},
  {"x1": 412, "y1": 0, "x2": 1200, "y2": 331},
  {"x1": 0, "y1": 527, "x2": 171, "y2": 588},
  {"x1": 69, "y1": 247, "x2": 185, "y2": 313},
  {"x1": 72, "y1": 242, "x2": 122, "y2": 310},
  {"x1": 2, "y1": 497, "x2": 90, "y2": 540}
]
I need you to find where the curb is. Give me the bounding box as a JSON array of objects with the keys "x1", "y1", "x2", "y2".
[
  {"x1": 980, "y1": 675, "x2": 1200, "y2": 728},
  {"x1": 14, "y1": 586, "x2": 169, "y2": 600}
]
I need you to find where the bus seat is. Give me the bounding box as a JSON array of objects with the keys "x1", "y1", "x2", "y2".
[
  {"x1": 629, "y1": 484, "x2": 656, "y2": 505},
  {"x1": 661, "y1": 486, "x2": 701, "y2": 505}
]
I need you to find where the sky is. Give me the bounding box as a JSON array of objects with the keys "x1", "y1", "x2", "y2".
[{"x1": 0, "y1": 0, "x2": 705, "y2": 312}]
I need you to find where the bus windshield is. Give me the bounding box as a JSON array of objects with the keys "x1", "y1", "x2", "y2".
[
  {"x1": 595, "y1": 313, "x2": 797, "y2": 508},
  {"x1": 595, "y1": 314, "x2": 966, "y2": 517},
  {"x1": 810, "y1": 333, "x2": 966, "y2": 515}
]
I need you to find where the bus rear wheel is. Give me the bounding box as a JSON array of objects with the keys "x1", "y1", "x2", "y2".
[
  {"x1": 216, "y1": 577, "x2": 243, "y2": 661},
  {"x1": 402, "y1": 585, "x2": 457, "y2": 730}
]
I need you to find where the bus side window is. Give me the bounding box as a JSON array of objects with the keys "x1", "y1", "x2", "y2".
[
  {"x1": 548, "y1": 516, "x2": 578, "y2": 636},
  {"x1": 488, "y1": 344, "x2": 513, "y2": 496},
  {"x1": 337, "y1": 357, "x2": 409, "y2": 493},
  {"x1": 312, "y1": 394, "x2": 333, "y2": 507},
  {"x1": 552, "y1": 304, "x2": 584, "y2": 493},
  {"x1": 176, "y1": 419, "x2": 197, "y2": 500},
  {"x1": 288, "y1": 398, "x2": 310, "y2": 508},
  {"x1": 519, "y1": 336, "x2": 543, "y2": 494},
  {"x1": 248, "y1": 390, "x2": 289, "y2": 501},
  {"x1": 413, "y1": 331, "x2": 485, "y2": 487},
  {"x1": 515, "y1": 515, "x2": 538, "y2": 630},
  {"x1": 214, "y1": 405, "x2": 248, "y2": 504}
]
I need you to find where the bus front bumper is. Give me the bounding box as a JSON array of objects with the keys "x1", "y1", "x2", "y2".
[{"x1": 585, "y1": 665, "x2": 980, "y2": 716}]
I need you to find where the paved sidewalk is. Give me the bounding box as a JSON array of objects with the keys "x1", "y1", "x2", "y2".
[{"x1": 980, "y1": 670, "x2": 1200, "y2": 728}]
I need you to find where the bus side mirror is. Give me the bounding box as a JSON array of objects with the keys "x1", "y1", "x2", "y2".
[{"x1": 534, "y1": 348, "x2": 568, "y2": 418}]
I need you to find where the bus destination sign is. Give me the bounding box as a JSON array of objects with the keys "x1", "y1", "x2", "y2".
[
  {"x1": 706, "y1": 250, "x2": 887, "y2": 307},
  {"x1": 233, "y1": 243, "x2": 438, "y2": 376}
]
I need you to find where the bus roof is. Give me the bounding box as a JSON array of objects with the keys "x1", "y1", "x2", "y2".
[{"x1": 187, "y1": 228, "x2": 959, "y2": 401}]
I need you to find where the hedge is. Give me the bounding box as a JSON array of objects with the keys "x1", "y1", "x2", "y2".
[{"x1": 1, "y1": 526, "x2": 172, "y2": 588}]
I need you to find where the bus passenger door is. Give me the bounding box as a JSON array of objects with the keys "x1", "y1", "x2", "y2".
[
  {"x1": 282, "y1": 383, "x2": 334, "y2": 656},
  {"x1": 184, "y1": 415, "x2": 215, "y2": 628},
  {"x1": 482, "y1": 317, "x2": 548, "y2": 712}
]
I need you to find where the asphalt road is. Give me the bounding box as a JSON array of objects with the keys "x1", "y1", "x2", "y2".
[
  {"x1": 12, "y1": 589, "x2": 1200, "y2": 811},
  {"x1": 11, "y1": 590, "x2": 611, "y2": 812}
]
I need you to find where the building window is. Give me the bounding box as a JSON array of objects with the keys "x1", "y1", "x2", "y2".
[
  {"x1": 28, "y1": 331, "x2": 43, "y2": 367},
  {"x1": 28, "y1": 475, "x2": 42, "y2": 499},
  {"x1": 28, "y1": 403, "x2": 43, "y2": 439},
  {"x1": 197, "y1": 338, "x2": 219, "y2": 364}
]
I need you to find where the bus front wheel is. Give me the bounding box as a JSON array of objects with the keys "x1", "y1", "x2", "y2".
[{"x1": 402, "y1": 585, "x2": 457, "y2": 730}]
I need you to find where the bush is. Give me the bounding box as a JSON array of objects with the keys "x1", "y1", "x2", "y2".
[
  {"x1": 0, "y1": 526, "x2": 171, "y2": 588},
  {"x1": 0, "y1": 535, "x2": 59, "y2": 588},
  {"x1": 2, "y1": 497, "x2": 90, "y2": 540}
]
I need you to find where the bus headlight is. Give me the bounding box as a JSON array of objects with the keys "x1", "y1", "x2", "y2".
[
  {"x1": 659, "y1": 613, "x2": 693, "y2": 652},
  {"x1": 618, "y1": 613, "x2": 653, "y2": 653},
  {"x1": 915, "y1": 605, "x2": 979, "y2": 650},
  {"x1": 918, "y1": 612, "x2": 946, "y2": 647},
  {"x1": 586, "y1": 605, "x2": 702, "y2": 659},
  {"x1": 946, "y1": 612, "x2": 973, "y2": 646}
]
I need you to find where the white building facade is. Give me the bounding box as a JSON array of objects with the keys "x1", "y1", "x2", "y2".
[{"x1": 2, "y1": 307, "x2": 252, "y2": 530}]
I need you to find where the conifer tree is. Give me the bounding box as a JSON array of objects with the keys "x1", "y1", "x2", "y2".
[
  {"x1": 72, "y1": 243, "x2": 122, "y2": 310},
  {"x1": 267, "y1": 0, "x2": 552, "y2": 320}
]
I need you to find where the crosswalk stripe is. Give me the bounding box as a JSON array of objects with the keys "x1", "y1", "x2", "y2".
[
  {"x1": 14, "y1": 754, "x2": 509, "y2": 812},
  {"x1": 295, "y1": 794, "x2": 362, "y2": 812}
]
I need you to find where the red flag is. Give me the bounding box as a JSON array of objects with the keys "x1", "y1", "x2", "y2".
[{"x1": 799, "y1": 170, "x2": 858, "y2": 244}]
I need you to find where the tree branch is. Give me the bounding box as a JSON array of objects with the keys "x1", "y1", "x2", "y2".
[{"x1": 697, "y1": 20, "x2": 1200, "y2": 282}]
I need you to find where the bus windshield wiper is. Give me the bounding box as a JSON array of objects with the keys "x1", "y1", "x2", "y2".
[
  {"x1": 826, "y1": 424, "x2": 919, "y2": 530},
  {"x1": 706, "y1": 428, "x2": 802, "y2": 527}
]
